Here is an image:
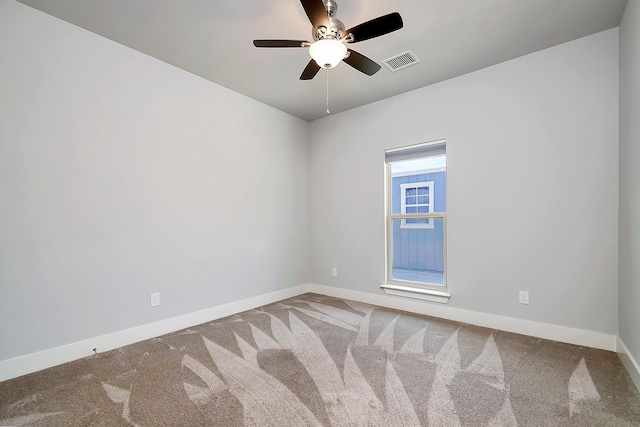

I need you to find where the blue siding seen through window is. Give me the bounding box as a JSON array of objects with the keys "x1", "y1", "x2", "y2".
[{"x1": 391, "y1": 171, "x2": 446, "y2": 275}]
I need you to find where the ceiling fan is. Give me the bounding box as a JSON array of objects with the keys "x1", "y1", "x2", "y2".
[{"x1": 253, "y1": 0, "x2": 403, "y2": 80}]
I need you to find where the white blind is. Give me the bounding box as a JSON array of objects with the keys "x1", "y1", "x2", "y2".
[{"x1": 385, "y1": 139, "x2": 446, "y2": 163}]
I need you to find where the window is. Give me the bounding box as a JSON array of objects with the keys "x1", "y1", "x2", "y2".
[
  {"x1": 382, "y1": 140, "x2": 449, "y2": 303},
  {"x1": 400, "y1": 181, "x2": 434, "y2": 229}
]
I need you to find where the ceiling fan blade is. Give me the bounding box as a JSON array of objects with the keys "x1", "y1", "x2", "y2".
[
  {"x1": 300, "y1": 0, "x2": 330, "y2": 29},
  {"x1": 345, "y1": 12, "x2": 403, "y2": 43},
  {"x1": 300, "y1": 59, "x2": 321, "y2": 80},
  {"x1": 343, "y1": 49, "x2": 381, "y2": 76},
  {"x1": 253, "y1": 40, "x2": 310, "y2": 48}
]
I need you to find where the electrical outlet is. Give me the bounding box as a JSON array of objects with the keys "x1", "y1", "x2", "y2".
[
  {"x1": 150, "y1": 292, "x2": 160, "y2": 307},
  {"x1": 519, "y1": 291, "x2": 529, "y2": 305},
  {"x1": 331, "y1": 268, "x2": 338, "y2": 277}
]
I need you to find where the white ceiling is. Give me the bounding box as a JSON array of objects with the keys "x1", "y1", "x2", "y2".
[{"x1": 18, "y1": 0, "x2": 627, "y2": 122}]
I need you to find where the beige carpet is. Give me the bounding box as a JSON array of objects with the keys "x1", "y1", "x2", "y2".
[{"x1": 1, "y1": 293, "x2": 639, "y2": 426}]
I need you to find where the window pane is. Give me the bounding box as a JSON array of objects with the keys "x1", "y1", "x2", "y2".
[
  {"x1": 390, "y1": 155, "x2": 446, "y2": 174},
  {"x1": 391, "y1": 217, "x2": 445, "y2": 286},
  {"x1": 387, "y1": 146, "x2": 446, "y2": 291},
  {"x1": 394, "y1": 159, "x2": 445, "y2": 215}
]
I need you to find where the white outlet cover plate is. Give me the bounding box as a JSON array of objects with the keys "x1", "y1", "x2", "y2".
[
  {"x1": 519, "y1": 291, "x2": 529, "y2": 305},
  {"x1": 151, "y1": 293, "x2": 160, "y2": 307}
]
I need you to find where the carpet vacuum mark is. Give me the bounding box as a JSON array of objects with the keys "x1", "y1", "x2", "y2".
[{"x1": 1, "y1": 293, "x2": 639, "y2": 426}]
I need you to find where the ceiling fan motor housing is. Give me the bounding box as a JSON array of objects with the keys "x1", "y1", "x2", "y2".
[
  {"x1": 313, "y1": 0, "x2": 345, "y2": 41},
  {"x1": 313, "y1": 17, "x2": 345, "y2": 41}
]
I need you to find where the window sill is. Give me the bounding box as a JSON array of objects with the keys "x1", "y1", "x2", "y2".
[{"x1": 380, "y1": 284, "x2": 451, "y2": 304}]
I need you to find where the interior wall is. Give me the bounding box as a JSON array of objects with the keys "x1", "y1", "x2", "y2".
[
  {"x1": 309, "y1": 29, "x2": 619, "y2": 334},
  {"x1": 619, "y1": 0, "x2": 640, "y2": 368},
  {"x1": 0, "y1": 2, "x2": 309, "y2": 362}
]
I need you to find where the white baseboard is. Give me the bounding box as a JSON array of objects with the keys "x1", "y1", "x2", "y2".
[
  {"x1": 308, "y1": 284, "x2": 618, "y2": 352},
  {"x1": 617, "y1": 337, "x2": 640, "y2": 393},
  {"x1": 0, "y1": 285, "x2": 310, "y2": 382}
]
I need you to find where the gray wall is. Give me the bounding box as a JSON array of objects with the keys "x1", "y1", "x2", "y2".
[
  {"x1": 0, "y1": 2, "x2": 309, "y2": 361},
  {"x1": 309, "y1": 29, "x2": 619, "y2": 334},
  {"x1": 619, "y1": 0, "x2": 640, "y2": 370},
  {"x1": 0, "y1": 0, "x2": 630, "y2": 368}
]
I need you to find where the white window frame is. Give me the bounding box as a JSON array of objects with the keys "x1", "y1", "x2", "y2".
[
  {"x1": 400, "y1": 181, "x2": 434, "y2": 229},
  {"x1": 381, "y1": 140, "x2": 449, "y2": 303}
]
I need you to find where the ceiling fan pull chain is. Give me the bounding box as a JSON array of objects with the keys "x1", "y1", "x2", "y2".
[{"x1": 326, "y1": 67, "x2": 330, "y2": 114}]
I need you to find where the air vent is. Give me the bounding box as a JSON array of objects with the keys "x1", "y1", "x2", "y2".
[{"x1": 382, "y1": 50, "x2": 420, "y2": 72}]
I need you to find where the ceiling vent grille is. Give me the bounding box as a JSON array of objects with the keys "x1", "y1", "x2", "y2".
[{"x1": 382, "y1": 50, "x2": 420, "y2": 72}]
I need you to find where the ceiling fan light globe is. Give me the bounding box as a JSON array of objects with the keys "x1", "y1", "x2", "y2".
[{"x1": 309, "y1": 39, "x2": 347, "y2": 69}]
